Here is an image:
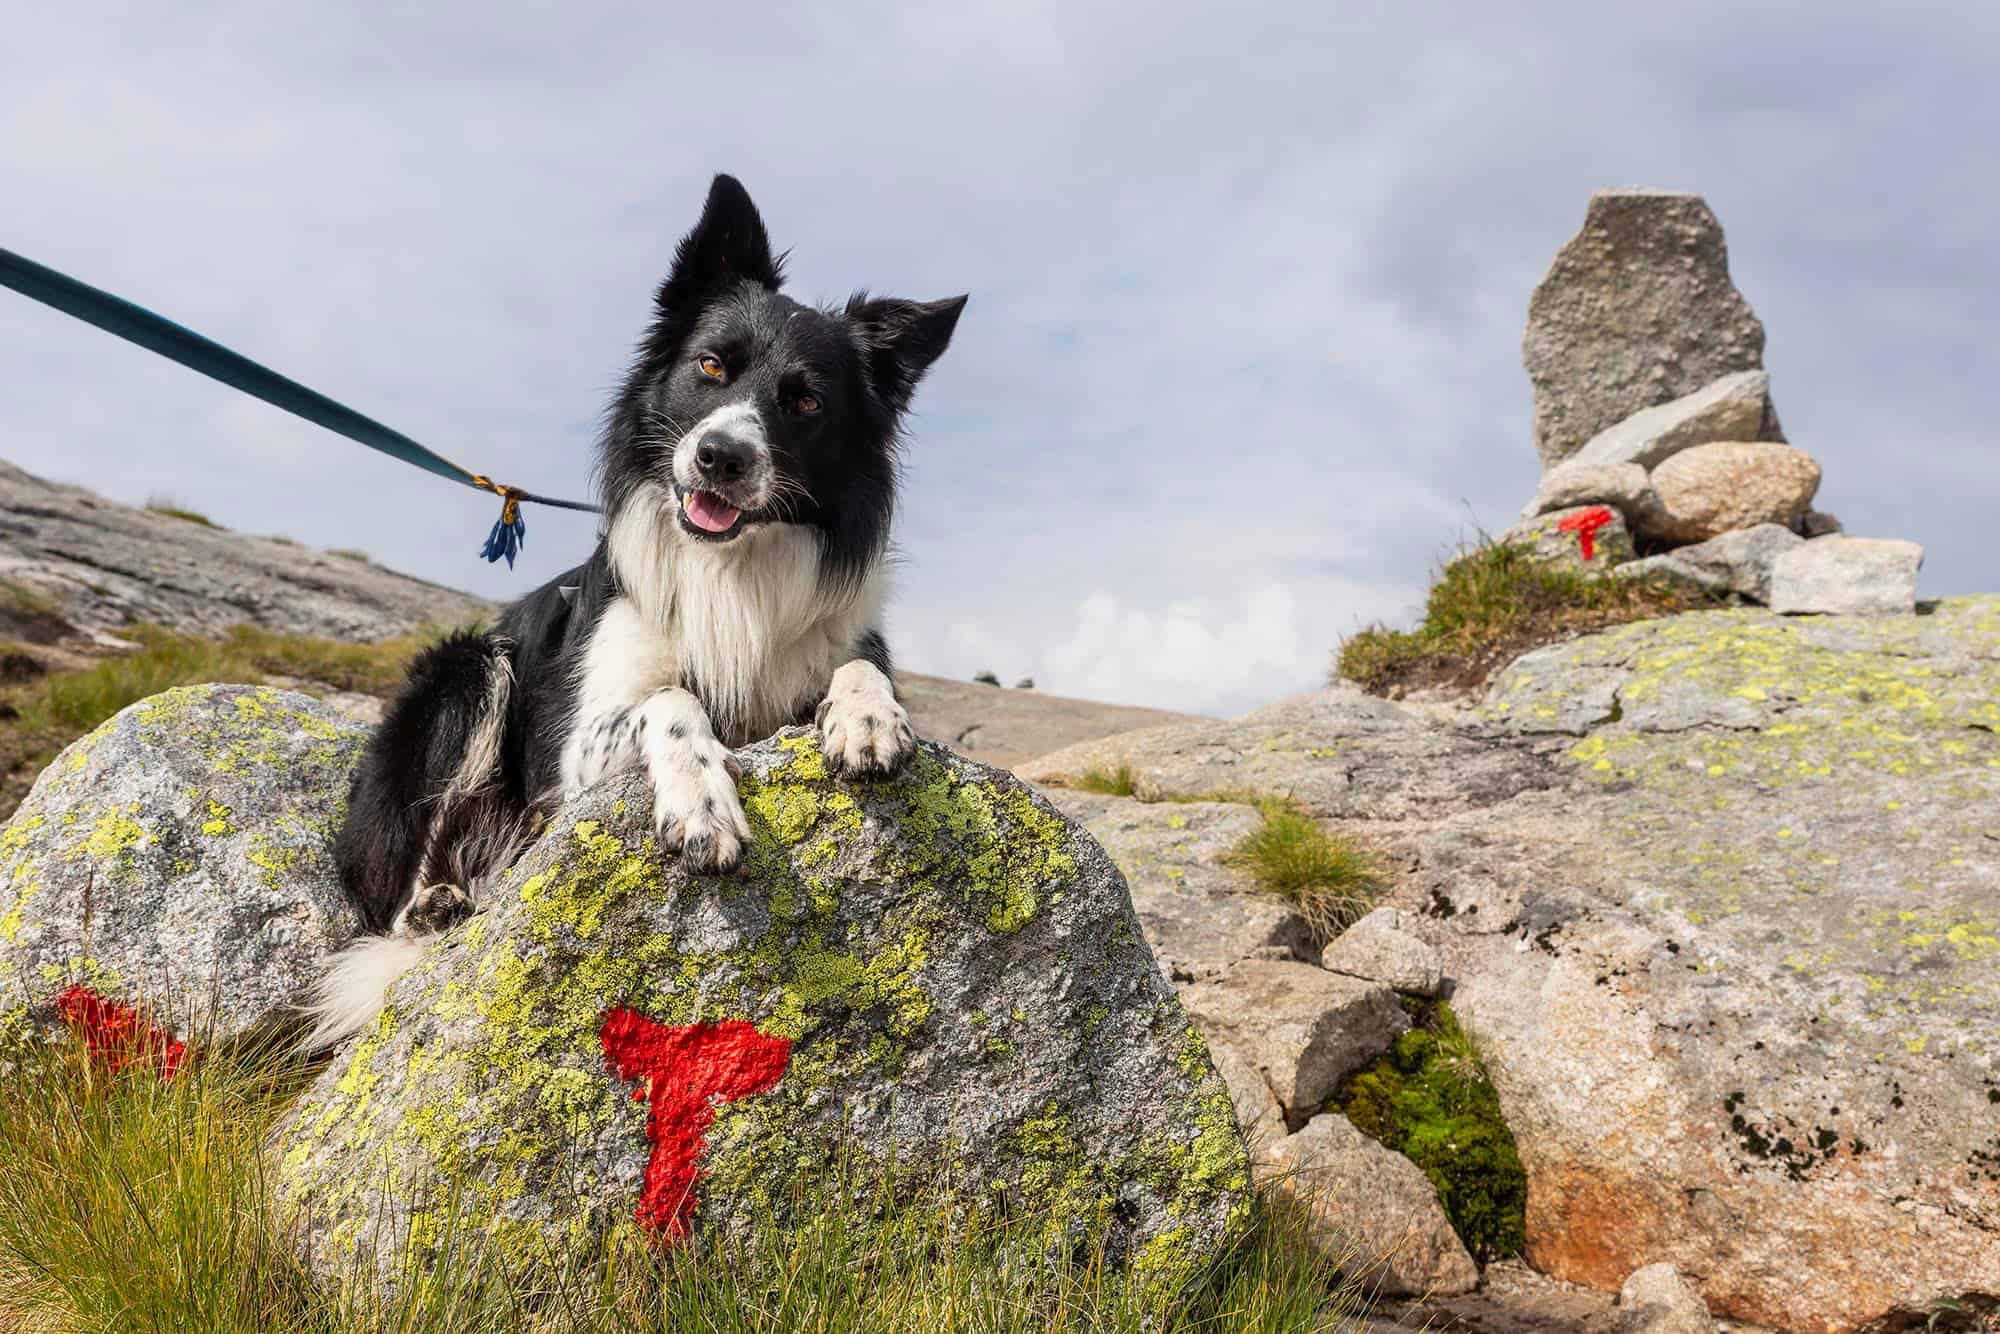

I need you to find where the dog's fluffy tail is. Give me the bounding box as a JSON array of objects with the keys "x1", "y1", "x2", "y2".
[{"x1": 299, "y1": 934, "x2": 427, "y2": 1052}]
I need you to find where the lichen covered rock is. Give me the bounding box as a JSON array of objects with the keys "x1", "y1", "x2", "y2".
[
  {"x1": 271, "y1": 732, "x2": 1250, "y2": 1293},
  {"x1": 0, "y1": 684, "x2": 365, "y2": 1054},
  {"x1": 1462, "y1": 598, "x2": 2000, "y2": 1326}
]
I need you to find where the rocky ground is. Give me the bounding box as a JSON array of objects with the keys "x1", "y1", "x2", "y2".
[
  {"x1": 0, "y1": 461, "x2": 490, "y2": 643},
  {"x1": 1025, "y1": 599, "x2": 2000, "y2": 1332}
]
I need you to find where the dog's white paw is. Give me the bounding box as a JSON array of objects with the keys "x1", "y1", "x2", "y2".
[
  {"x1": 637, "y1": 691, "x2": 749, "y2": 873},
  {"x1": 816, "y1": 659, "x2": 914, "y2": 778}
]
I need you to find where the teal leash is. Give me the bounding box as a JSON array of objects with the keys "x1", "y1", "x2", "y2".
[{"x1": 0, "y1": 246, "x2": 600, "y2": 567}]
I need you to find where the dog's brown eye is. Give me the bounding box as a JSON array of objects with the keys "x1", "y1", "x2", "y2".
[
  {"x1": 697, "y1": 355, "x2": 725, "y2": 380},
  {"x1": 795, "y1": 393, "x2": 821, "y2": 415}
]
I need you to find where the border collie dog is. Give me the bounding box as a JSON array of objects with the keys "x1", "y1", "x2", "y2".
[{"x1": 305, "y1": 175, "x2": 965, "y2": 1048}]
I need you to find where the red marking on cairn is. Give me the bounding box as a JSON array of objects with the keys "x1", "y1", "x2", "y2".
[
  {"x1": 54, "y1": 984, "x2": 187, "y2": 1079},
  {"x1": 1557, "y1": 505, "x2": 1617, "y2": 562},
  {"x1": 598, "y1": 1009, "x2": 792, "y2": 1241}
]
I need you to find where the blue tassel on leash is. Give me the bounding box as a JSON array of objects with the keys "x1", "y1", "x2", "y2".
[{"x1": 479, "y1": 492, "x2": 526, "y2": 567}]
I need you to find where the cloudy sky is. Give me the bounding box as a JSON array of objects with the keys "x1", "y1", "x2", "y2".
[{"x1": 3, "y1": 3, "x2": 1994, "y2": 715}]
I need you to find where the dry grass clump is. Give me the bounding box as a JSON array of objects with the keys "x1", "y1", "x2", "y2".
[
  {"x1": 1073, "y1": 764, "x2": 1139, "y2": 797},
  {"x1": 144, "y1": 496, "x2": 221, "y2": 528},
  {"x1": 0, "y1": 624, "x2": 444, "y2": 820},
  {"x1": 1337, "y1": 539, "x2": 1712, "y2": 697}
]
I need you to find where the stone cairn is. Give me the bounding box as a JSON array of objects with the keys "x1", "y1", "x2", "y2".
[{"x1": 1506, "y1": 188, "x2": 1923, "y2": 616}]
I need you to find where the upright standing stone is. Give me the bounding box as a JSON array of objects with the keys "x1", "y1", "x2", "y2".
[{"x1": 1525, "y1": 190, "x2": 1778, "y2": 470}]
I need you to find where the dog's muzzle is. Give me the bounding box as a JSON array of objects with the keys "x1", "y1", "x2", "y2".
[{"x1": 675, "y1": 428, "x2": 770, "y2": 537}]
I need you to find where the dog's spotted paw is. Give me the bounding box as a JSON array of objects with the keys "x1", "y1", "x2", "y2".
[
  {"x1": 637, "y1": 692, "x2": 750, "y2": 873},
  {"x1": 816, "y1": 659, "x2": 914, "y2": 778}
]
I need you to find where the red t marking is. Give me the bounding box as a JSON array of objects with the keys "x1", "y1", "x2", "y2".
[
  {"x1": 55, "y1": 984, "x2": 187, "y2": 1079},
  {"x1": 1557, "y1": 505, "x2": 1616, "y2": 563},
  {"x1": 598, "y1": 1009, "x2": 791, "y2": 1241}
]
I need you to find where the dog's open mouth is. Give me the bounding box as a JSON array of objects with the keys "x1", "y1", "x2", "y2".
[{"x1": 678, "y1": 488, "x2": 745, "y2": 539}]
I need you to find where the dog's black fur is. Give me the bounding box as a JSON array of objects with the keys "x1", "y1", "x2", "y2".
[{"x1": 311, "y1": 176, "x2": 963, "y2": 1044}]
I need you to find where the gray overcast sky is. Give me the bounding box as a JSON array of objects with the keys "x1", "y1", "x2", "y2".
[{"x1": 3, "y1": 3, "x2": 1995, "y2": 714}]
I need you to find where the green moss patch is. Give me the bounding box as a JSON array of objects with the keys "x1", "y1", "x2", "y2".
[{"x1": 1336, "y1": 1002, "x2": 1526, "y2": 1263}]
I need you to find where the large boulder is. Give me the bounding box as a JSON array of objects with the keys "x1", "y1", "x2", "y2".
[
  {"x1": 271, "y1": 733, "x2": 1251, "y2": 1292},
  {"x1": 0, "y1": 684, "x2": 364, "y2": 1053},
  {"x1": 1641, "y1": 442, "x2": 1821, "y2": 544},
  {"x1": 1469, "y1": 600, "x2": 2000, "y2": 1328},
  {"x1": 1525, "y1": 192, "x2": 1777, "y2": 470}
]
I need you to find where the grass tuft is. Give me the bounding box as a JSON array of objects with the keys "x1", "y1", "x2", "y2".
[
  {"x1": 1226, "y1": 797, "x2": 1381, "y2": 941},
  {"x1": 1074, "y1": 764, "x2": 1138, "y2": 797},
  {"x1": 0, "y1": 623, "x2": 445, "y2": 821},
  {"x1": 0, "y1": 1028, "x2": 1359, "y2": 1332},
  {"x1": 1337, "y1": 1002, "x2": 1527, "y2": 1264},
  {"x1": 32, "y1": 624, "x2": 436, "y2": 736},
  {"x1": 1335, "y1": 538, "x2": 1713, "y2": 697},
  {"x1": 325, "y1": 549, "x2": 371, "y2": 563},
  {"x1": 145, "y1": 496, "x2": 221, "y2": 528}
]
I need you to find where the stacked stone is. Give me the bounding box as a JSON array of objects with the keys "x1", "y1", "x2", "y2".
[{"x1": 1503, "y1": 189, "x2": 1922, "y2": 616}]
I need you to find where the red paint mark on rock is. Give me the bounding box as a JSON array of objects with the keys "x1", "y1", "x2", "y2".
[
  {"x1": 598, "y1": 1009, "x2": 791, "y2": 1241},
  {"x1": 1557, "y1": 505, "x2": 1617, "y2": 562},
  {"x1": 55, "y1": 984, "x2": 187, "y2": 1079}
]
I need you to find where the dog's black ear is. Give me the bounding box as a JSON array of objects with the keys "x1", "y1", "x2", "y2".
[
  {"x1": 846, "y1": 294, "x2": 968, "y2": 413},
  {"x1": 657, "y1": 175, "x2": 783, "y2": 313}
]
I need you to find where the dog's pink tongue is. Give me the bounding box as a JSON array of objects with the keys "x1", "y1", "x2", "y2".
[{"x1": 684, "y1": 490, "x2": 740, "y2": 533}]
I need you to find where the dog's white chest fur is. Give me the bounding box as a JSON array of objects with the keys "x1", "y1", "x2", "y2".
[{"x1": 577, "y1": 490, "x2": 886, "y2": 747}]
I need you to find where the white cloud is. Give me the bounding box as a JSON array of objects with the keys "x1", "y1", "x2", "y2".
[{"x1": 913, "y1": 576, "x2": 1418, "y2": 717}]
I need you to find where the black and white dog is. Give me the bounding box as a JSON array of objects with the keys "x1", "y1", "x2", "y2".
[{"x1": 305, "y1": 175, "x2": 964, "y2": 1048}]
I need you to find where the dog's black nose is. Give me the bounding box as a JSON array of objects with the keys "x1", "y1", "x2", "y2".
[{"x1": 693, "y1": 433, "x2": 754, "y2": 482}]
